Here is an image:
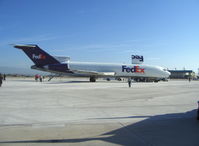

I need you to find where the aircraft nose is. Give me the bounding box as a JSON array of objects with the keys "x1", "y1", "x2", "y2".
[{"x1": 166, "y1": 71, "x2": 171, "y2": 77}]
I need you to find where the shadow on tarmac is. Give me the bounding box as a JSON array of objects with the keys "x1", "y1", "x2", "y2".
[{"x1": 0, "y1": 110, "x2": 198, "y2": 146}]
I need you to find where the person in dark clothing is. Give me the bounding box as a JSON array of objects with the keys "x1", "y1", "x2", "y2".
[
  {"x1": 128, "y1": 78, "x2": 132, "y2": 88},
  {"x1": 39, "y1": 76, "x2": 43, "y2": 82},
  {"x1": 3, "y1": 74, "x2": 6, "y2": 81},
  {"x1": 188, "y1": 76, "x2": 191, "y2": 82},
  {"x1": 0, "y1": 74, "x2": 3, "y2": 87}
]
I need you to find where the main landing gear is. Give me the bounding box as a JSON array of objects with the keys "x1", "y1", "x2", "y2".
[{"x1": 89, "y1": 76, "x2": 96, "y2": 82}]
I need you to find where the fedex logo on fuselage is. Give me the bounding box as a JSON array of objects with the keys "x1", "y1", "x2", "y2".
[
  {"x1": 32, "y1": 54, "x2": 46, "y2": 60},
  {"x1": 122, "y1": 65, "x2": 145, "y2": 73}
]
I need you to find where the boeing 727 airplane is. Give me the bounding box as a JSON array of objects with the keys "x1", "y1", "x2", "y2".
[{"x1": 14, "y1": 44, "x2": 170, "y2": 82}]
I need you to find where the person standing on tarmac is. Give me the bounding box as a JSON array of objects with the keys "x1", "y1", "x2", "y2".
[
  {"x1": 39, "y1": 76, "x2": 43, "y2": 82},
  {"x1": 3, "y1": 74, "x2": 6, "y2": 81},
  {"x1": 188, "y1": 77, "x2": 191, "y2": 82},
  {"x1": 128, "y1": 78, "x2": 132, "y2": 88},
  {"x1": 35, "y1": 74, "x2": 39, "y2": 82},
  {"x1": 0, "y1": 74, "x2": 3, "y2": 87}
]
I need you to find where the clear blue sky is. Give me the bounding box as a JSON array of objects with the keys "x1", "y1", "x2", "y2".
[{"x1": 0, "y1": 0, "x2": 199, "y2": 72}]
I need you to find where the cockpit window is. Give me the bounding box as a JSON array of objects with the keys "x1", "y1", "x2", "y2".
[{"x1": 163, "y1": 68, "x2": 167, "y2": 71}]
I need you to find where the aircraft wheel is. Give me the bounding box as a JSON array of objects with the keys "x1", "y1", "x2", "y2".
[
  {"x1": 90, "y1": 77, "x2": 96, "y2": 82},
  {"x1": 117, "y1": 78, "x2": 122, "y2": 81}
]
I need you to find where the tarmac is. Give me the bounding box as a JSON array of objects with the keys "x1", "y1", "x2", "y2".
[{"x1": 0, "y1": 77, "x2": 199, "y2": 146}]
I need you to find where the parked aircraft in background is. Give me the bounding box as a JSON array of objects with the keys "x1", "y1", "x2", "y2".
[{"x1": 14, "y1": 44, "x2": 170, "y2": 82}]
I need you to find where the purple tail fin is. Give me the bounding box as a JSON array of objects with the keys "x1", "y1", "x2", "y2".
[{"x1": 14, "y1": 44, "x2": 60, "y2": 67}]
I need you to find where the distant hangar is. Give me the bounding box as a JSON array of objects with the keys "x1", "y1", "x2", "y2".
[{"x1": 168, "y1": 70, "x2": 196, "y2": 79}]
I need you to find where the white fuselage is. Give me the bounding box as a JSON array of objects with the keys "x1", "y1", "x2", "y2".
[{"x1": 68, "y1": 61, "x2": 170, "y2": 78}]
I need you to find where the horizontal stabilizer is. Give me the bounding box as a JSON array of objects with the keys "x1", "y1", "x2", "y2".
[{"x1": 14, "y1": 44, "x2": 37, "y2": 49}]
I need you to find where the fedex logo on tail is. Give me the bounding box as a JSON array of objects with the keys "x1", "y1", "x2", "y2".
[
  {"x1": 122, "y1": 65, "x2": 145, "y2": 73},
  {"x1": 32, "y1": 54, "x2": 46, "y2": 60}
]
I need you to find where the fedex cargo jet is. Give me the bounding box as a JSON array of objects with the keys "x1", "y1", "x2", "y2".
[{"x1": 14, "y1": 44, "x2": 170, "y2": 82}]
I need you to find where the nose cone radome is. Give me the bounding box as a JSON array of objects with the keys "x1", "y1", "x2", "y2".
[{"x1": 165, "y1": 71, "x2": 171, "y2": 77}]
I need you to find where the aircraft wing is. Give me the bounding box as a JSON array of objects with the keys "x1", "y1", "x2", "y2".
[{"x1": 71, "y1": 69, "x2": 116, "y2": 76}]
